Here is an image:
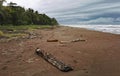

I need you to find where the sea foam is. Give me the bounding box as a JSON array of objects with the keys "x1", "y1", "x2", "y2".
[{"x1": 64, "y1": 25, "x2": 120, "y2": 35}]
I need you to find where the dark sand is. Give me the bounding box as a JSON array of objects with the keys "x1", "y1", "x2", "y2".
[{"x1": 0, "y1": 26, "x2": 120, "y2": 76}]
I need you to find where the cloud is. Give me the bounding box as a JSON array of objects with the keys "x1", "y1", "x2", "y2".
[
  {"x1": 5, "y1": 0, "x2": 120, "y2": 25},
  {"x1": 6, "y1": 0, "x2": 42, "y2": 10},
  {"x1": 78, "y1": 17, "x2": 115, "y2": 24}
]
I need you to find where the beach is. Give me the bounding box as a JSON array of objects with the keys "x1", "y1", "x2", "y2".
[{"x1": 0, "y1": 26, "x2": 120, "y2": 76}]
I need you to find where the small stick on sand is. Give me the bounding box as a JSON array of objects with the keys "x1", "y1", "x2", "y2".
[{"x1": 47, "y1": 39, "x2": 58, "y2": 42}]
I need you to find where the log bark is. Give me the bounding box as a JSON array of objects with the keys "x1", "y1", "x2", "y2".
[
  {"x1": 35, "y1": 48, "x2": 73, "y2": 72},
  {"x1": 47, "y1": 39, "x2": 58, "y2": 42}
]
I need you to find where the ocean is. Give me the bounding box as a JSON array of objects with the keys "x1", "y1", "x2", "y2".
[{"x1": 64, "y1": 25, "x2": 120, "y2": 35}]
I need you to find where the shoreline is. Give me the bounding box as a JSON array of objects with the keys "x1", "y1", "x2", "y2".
[{"x1": 61, "y1": 25, "x2": 120, "y2": 35}]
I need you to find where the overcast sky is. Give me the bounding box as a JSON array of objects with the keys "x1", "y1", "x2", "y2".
[{"x1": 6, "y1": 0, "x2": 120, "y2": 25}]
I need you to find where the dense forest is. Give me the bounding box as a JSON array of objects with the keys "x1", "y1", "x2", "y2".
[{"x1": 0, "y1": 1, "x2": 59, "y2": 25}]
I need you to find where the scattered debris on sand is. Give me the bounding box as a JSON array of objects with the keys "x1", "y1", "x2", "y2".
[
  {"x1": 26, "y1": 57, "x2": 35, "y2": 63},
  {"x1": 1, "y1": 66, "x2": 8, "y2": 70}
]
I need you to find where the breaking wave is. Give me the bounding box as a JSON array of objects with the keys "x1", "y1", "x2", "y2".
[{"x1": 64, "y1": 25, "x2": 120, "y2": 35}]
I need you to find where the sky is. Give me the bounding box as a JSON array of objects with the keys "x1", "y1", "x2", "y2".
[{"x1": 5, "y1": 0, "x2": 120, "y2": 25}]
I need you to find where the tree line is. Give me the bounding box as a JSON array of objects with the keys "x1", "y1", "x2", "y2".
[{"x1": 0, "y1": 1, "x2": 59, "y2": 25}]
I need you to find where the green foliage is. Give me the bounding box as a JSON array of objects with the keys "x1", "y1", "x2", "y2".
[
  {"x1": 0, "y1": 25, "x2": 53, "y2": 40},
  {"x1": 0, "y1": 2, "x2": 59, "y2": 26},
  {"x1": 0, "y1": 30, "x2": 4, "y2": 36},
  {"x1": 0, "y1": 25, "x2": 53, "y2": 30}
]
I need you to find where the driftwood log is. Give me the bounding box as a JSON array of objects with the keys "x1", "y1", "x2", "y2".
[
  {"x1": 47, "y1": 39, "x2": 58, "y2": 42},
  {"x1": 35, "y1": 48, "x2": 73, "y2": 72},
  {"x1": 71, "y1": 38, "x2": 86, "y2": 42}
]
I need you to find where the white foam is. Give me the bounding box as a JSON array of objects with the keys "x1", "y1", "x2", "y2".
[{"x1": 64, "y1": 25, "x2": 120, "y2": 35}]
